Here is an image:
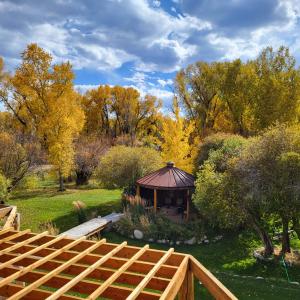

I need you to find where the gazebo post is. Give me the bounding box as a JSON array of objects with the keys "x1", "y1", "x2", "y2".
[
  {"x1": 186, "y1": 189, "x2": 190, "y2": 220},
  {"x1": 154, "y1": 189, "x2": 157, "y2": 212},
  {"x1": 136, "y1": 185, "x2": 140, "y2": 197}
]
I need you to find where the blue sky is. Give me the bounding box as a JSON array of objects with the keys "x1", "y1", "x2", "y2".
[{"x1": 1, "y1": 0, "x2": 300, "y2": 108}]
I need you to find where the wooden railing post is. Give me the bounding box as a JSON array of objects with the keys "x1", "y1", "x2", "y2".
[
  {"x1": 178, "y1": 258, "x2": 194, "y2": 300},
  {"x1": 189, "y1": 255, "x2": 238, "y2": 300}
]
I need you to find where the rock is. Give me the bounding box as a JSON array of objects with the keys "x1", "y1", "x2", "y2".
[
  {"x1": 204, "y1": 239, "x2": 209, "y2": 244},
  {"x1": 176, "y1": 241, "x2": 181, "y2": 245},
  {"x1": 148, "y1": 238, "x2": 154, "y2": 242},
  {"x1": 290, "y1": 281, "x2": 300, "y2": 285},
  {"x1": 185, "y1": 237, "x2": 196, "y2": 245},
  {"x1": 256, "y1": 277, "x2": 264, "y2": 280},
  {"x1": 197, "y1": 241, "x2": 202, "y2": 244},
  {"x1": 133, "y1": 229, "x2": 143, "y2": 240}
]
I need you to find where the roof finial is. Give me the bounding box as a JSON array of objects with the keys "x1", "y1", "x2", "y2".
[{"x1": 166, "y1": 161, "x2": 174, "y2": 168}]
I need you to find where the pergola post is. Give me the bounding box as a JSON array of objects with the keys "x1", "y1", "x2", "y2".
[{"x1": 154, "y1": 189, "x2": 157, "y2": 212}]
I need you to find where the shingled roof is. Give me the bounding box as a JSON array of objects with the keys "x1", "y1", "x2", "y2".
[{"x1": 136, "y1": 162, "x2": 195, "y2": 190}]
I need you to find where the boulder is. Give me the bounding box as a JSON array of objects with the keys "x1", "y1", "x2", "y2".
[
  {"x1": 133, "y1": 229, "x2": 143, "y2": 240},
  {"x1": 185, "y1": 237, "x2": 196, "y2": 245}
]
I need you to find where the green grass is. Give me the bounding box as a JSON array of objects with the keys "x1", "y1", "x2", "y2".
[
  {"x1": 9, "y1": 186, "x2": 122, "y2": 232},
  {"x1": 8, "y1": 182, "x2": 300, "y2": 300}
]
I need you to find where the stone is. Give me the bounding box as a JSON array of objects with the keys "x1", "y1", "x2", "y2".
[
  {"x1": 256, "y1": 277, "x2": 264, "y2": 280},
  {"x1": 204, "y1": 239, "x2": 209, "y2": 244},
  {"x1": 185, "y1": 237, "x2": 196, "y2": 245},
  {"x1": 133, "y1": 229, "x2": 143, "y2": 240},
  {"x1": 148, "y1": 238, "x2": 154, "y2": 242},
  {"x1": 176, "y1": 241, "x2": 181, "y2": 245}
]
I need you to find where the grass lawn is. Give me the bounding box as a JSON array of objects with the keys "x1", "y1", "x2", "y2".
[
  {"x1": 8, "y1": 184, "x2": 300, "y2": 300},
  {"x1": 9, "y1": 186, "x2": 122, "y2": 232}
]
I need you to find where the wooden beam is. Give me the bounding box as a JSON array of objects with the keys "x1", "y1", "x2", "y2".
[
  {"x1": 87, "y1": 244, "x2": 150, "y2": 299},
  {"x1": 0, "y1": 229, "x2": 30, "y2": 244},
  {"x1": 0, "y1": 250, "x2": 170, "y2": 292},
  {"x1": 46, "y1": 241, "x2": 128, "y2": 300},
  {"x1": 154, "y1": 189, "x2": 157, "y2": 213},
  {"x1": 0, "y1": 228, "x2": 14, "y2": 236},
  {"x1": 6, "y1": 239, "x2": 107, "y2": 300},
  {"x1": 0, "y1": 231, "x2": 49, "y2": 253},
  {"x1": 178, "y1": 260, "x2": 194, "y2": 300},
  {"x1": 0, "y1": 265, "x2": 161, "y2": 300},
  {"x1": 189, "y1": 255, "x2": 238, "y2": 300},
  {"x1": 160, "y1": 256, "x2": 189, "y2": 300},
  {"x1": 0, "y1": 243, "x2": 177, "y2": 279},
  {"x1": 127, "y1": 248, "x2": 174, "y2": 300},
  {"x1": 3, "y1": 206, "x2": 17, "y2": 229},
  {"x1": 0, "y1": 236, "x2": 86, "y2": 287},
  {"x1": 0, "y1": 282, "x2": 83, "y2": 300}
]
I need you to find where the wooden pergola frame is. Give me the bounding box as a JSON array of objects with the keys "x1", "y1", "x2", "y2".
[{"x1": 0, "y1": 228, "x2": 237, "y2": 300}]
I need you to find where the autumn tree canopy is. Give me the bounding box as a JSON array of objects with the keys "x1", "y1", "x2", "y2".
[
  {"x1": 176, "y1": 46, "x2": 300, "y2": 137},
  {"x1": 0, "y1": 44, "x2": 85, "y2": 190}
]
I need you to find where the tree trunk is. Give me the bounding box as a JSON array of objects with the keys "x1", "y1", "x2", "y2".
[
  {"x1": 281, "y1": 217, "x2": 291, "y2": 254},
  {"x1": 75, "y1": 171, "x2": 90, "y2": 186},
  {"x1": 292, "y1": 217, "x2": 300, "y2": 239},
  {"x1": 250, "y1": 216, "x2": 274, "y2": 256},
  {"x1": 58, "y1": 171, "x2": 65, "y2": 192}
]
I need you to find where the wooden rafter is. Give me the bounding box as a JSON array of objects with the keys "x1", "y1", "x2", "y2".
[{"x1": 0, "y1": 229, "x2": 238, "y2": 300}]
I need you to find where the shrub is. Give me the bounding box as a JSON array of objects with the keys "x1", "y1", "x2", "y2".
[
  {"x1": 0, "y1": 173, "x2": 9, "y2": 202},
  {"x1": 72, "y1": 201, "x2": 88, "y2": 224},
  {"x1": 19, "y1": 174, "x2": 39, "y2": 190},
  {"x1": 115, "y1": 203, "x2": 206, "y2": 242},
  {"x1": 38, "y1": 221, "x2": 59, "y2": 235},
  {"x1": 197, "y1": 133, "x2": 246, "y2": 168},
  {"x1": 97, "y1": 145, "x2": 162, "y2": 191}
]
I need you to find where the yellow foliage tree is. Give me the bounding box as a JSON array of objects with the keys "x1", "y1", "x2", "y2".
[
  {"x1": 0, "y1": 44, "x2": 85, "y2": 190},
  {"x1": 160, "y1": 98, "x2": 198, "y2": 173}
]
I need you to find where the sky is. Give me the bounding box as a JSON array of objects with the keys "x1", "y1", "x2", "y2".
[{"x1": 1, "y1": 0, "x2": 300, "y2": 108}]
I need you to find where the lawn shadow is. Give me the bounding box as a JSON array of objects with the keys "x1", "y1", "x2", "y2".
[{"x1": 51, "y1": 200, "x2": 122, "y2": 233}]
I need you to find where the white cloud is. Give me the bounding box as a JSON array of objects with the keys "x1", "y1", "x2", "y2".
[
  {"x1": 157, "y1": 79, "x2": 173, "y2": 87},
  {"x1": 152, "y1": 0, "x2": 160, "y2": 8},
  {"x1": 75, "y1": 84, "x2": 99, "y2": 93}
]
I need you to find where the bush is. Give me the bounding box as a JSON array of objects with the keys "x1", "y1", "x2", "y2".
[
  {"x1": 0, "y1": 173, "x2": 9, "y2": 202},
  {"x1": 114, "y1": 201, "x2": 206, "y2": 242},
  {"x1": 197, "y1": 133, "x2": 246, "y2": 168},
  {"x1": 19, "y1": 174, "x2": 39, "y2": 190},
  {"x1": 97, "y1": 145, "x2": 162, "y2": 191}
]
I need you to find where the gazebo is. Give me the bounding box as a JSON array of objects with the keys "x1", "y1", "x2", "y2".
[{"x1": 136, "y1": 162, "x2": 195, "y2": 220}]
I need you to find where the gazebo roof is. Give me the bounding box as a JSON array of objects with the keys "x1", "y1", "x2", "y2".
[{"x1": 136, "y1": 162, "x2": 195, "y2": 190}]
